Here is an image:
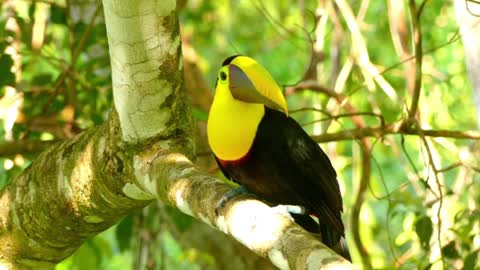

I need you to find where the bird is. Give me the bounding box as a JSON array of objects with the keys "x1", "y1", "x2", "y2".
[{"x1": 207, "y1": 55, "x2": 350, "y2": 261}]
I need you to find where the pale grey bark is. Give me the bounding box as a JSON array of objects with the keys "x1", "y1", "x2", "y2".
[
  {"x1": 104, "y1": 0, "x2": 183, "y2": 143},
  {"x1": 0, "y1": 0, "x2": 352, "y2": 269}
]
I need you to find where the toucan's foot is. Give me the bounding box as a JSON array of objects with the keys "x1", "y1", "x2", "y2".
[
  {"x1": 271, "y1": 204, "x2": 310, "y2": 221},
  {"x1": 272, "y1": 204, "x2": 309, "y2": 215},
  {"x1": 273, "y1": 205, "x2": 325, "y2": 240},
  {"x1": 215, "y1": 186, "x2": 254, "y2": 215}
]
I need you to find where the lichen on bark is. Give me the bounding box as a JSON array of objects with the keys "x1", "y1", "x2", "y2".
[{"x1": 0, "y1": 121, "x2": 150, "y2": 268}]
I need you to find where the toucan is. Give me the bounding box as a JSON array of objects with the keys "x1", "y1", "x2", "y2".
[{"x1": 207, "y1": 55, "x2": 350, "y2": 261}]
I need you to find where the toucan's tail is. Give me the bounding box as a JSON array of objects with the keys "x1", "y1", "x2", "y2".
[
  {"x1": 320, "y1": 223, "x2": 351, "y2": 262},
  {"x1": 292, "y1": 214, "x2": 351, "y2": 262},
  {"x1": 333, "y1": 236, "x2": 351, "y2": 262}
]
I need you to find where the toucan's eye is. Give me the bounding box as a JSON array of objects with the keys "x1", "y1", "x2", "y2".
[{"x1": 220, "y1": 71, "x2": 227, "y2": 81}]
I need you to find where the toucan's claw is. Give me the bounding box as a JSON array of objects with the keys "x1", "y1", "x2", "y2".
[
  {"x1": 272, "y1": 204, "x2": 310, "y2": 216},
  {"x1": 215, "y1": 186, "x2": 253, "y2": 215}
]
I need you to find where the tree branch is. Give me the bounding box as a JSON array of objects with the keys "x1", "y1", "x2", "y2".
[
  {"x1": 0, "y1": 140, "x2": 60, "y2": 156},
  {"x1": 103, "y1": 0, "x2": 186, "y2": 144},
  {"x1": 286, "y1": 81, "x2": 480, "y2": 141},
  {"x1": 335, "y1": 0, "x2": 397, "y2": 101},
  {"x1": 312, "y1": 122, "x2": 480, "y2": 142},
  {"x1": 140, "y1": 153, "x2": 353, "y2": 270},
  {"x1": 286, "y1": 80, "x2": 367, "y2": 128},
  {"x1": 178, "y1": 219, "x2": 277, "y2": 270},
  {"x1": 407, "y1": 0, "x2": 425, "y2": 121},
  {"x1": 350, "y1": 143, "x2": 372, "y2": 269},
  {"x1": 0, "y1": 120, "x2": 151, "y2": 269}
]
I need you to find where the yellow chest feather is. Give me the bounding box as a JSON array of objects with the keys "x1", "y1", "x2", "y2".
[{"x1": 207, "y1": 89, "x2": 264, "y2": 161}]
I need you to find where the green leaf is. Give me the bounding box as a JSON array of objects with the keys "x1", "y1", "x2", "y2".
[
  {"x1": 72, "y1": 241, "x2": 99, "y2": 270},
  {"x1": 166, "y1": 206, "x2": 193, "y2": 232},
  {"x1": 115, "y1": 214, "x2": 134, "y2": 252},
  {"x1": 0, "y1": 41, "x2": 8, "y2": 53},
  {"x1": 441, "y1": 241, "x2": 459, "y2": 259},
  {"x1": 0, "y1": 54, "x2": 15, "y2": 87},
  {"x1": 463, "y1": 251, "x2": 478, "y2": 270},
  {"x1": 50, "y1": 5, "x2": 67, "y2": 24},
  {"x1": 415, "y1": 216, "x2": 433, "y2": 249},
  {"x1": 422, "y1": 263, "x2": 432, "y2": 270},
  {"x1": 0, "y1": 161, "x2": 7, "y2": 191},
  {"x1": 93, "y1": 235, "x2": 113, "y2": 259},
  {"x1": 32, "y1": 73, "x2": 53, "y2": 86},
  {"x1": 0, "y1": 20, "x2": 6, "y2": 37},
  {"x1": 192, "y1": 108, "x2": 208, "y2": 121}
]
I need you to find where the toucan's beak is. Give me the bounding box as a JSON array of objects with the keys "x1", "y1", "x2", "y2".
[{"x1": 228, "y1": 64, "x2": 284, "y2": 111}]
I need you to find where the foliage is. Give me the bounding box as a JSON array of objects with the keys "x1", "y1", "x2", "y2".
[{"x1": 1, "y1": 0, "x2": 479, "y2": 269}]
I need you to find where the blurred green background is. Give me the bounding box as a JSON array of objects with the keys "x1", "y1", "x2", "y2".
[{"x1": 0, "y1": 0, "x2": 479, "y2": 269}]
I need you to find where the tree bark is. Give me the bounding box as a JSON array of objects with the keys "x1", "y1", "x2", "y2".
[{"x1": 0, "y1": 1, "x2": 352, "y2": 269}]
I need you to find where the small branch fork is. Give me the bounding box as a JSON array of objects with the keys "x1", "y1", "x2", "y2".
[{"x1": 286, "y1": 82, "x2": 480, "y2": 142}]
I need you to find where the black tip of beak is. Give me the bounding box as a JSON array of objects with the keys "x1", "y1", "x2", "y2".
[{"x1": 222, "y1": 54, "x2": 243, "y2": 66}]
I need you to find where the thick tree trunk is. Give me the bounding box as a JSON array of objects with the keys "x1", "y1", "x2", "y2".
[{"x1": 0, "y1": 1, "x2": 352, "y2": 269}]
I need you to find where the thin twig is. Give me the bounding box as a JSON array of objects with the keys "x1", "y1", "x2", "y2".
[
  {"x1": 311, "y1": 123, "x2": 480, "y2": 142},
  {"x1": 335, "y1": 0, "x2": 397, "y2": 100},
  {"x1": 434, "y1": 161, "x2": 480, "y2": 174},
  {"x1": 72, "y1": 2, "x2": 103, "y2": 63},
  {"x1": 407, "y1": 0, "x2": 425, "y2": 121},
  {"x1": 437, "y1": 162, "x2": 462, "y2": 173},
  {"x1": 370, "y1": 151, "x2": 399, "y2": 263},
  {"x1": 290, "y1": 107, "x2": 331, "y2": 116},
  {"x1": 287, "y1": 72, "x2": 374, "y2": 266},
  {"x1": 41, "y1": 2, "x2": 102, "y2": 113},
  {"x1": 380, "y1": 29, "x2": 461, "y2": 77},
  {"x1": 350, "y1": 142, "x2": 372, "y2": 269},
  {"x1": 418, "y1": 132, "x2": 445, "y2": 269},
  {"x1": 0, "y1": 140, "x2": 60, "y2": 156},
  {"x1": 466, "y1": 0, "x2": 480, "y2": 16},
  {"x1": 65, "y1": 0, "x2": 77, "y2": 124},
  {"x1": 301, "y1": 112, "x2": 385, "y2": 127},
  {"x1": 293, "y1": 26, "x2": 461, "y2": 104},
  {"x1": 285, "y1": 80, "x2": 367, "y2": 128},
  {"x1": 401, "y1": 135, "x2": 422, "y2": 180},
  {"x1": 26, "y1": 2, "x2": 103, "y2": 140}
]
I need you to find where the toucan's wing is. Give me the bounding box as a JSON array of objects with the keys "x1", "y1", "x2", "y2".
[{"x1": 254, "y1": 108, "x2": 344, "y2": 234}]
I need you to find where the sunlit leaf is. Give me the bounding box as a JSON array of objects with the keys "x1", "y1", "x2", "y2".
[{"x1": 463, "y1": 251, "x2": 478, "y2": 270}]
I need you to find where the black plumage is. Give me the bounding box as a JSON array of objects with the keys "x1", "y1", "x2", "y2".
[{"x1": 215, "y1": 107, "x2": 350, "y2": 260}]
